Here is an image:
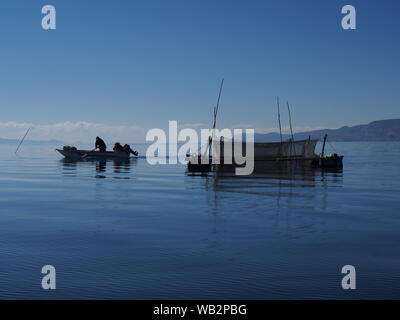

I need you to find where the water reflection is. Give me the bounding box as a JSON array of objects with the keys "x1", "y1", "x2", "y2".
[
  {"x1": 60, "y1": 158, "x2": 137, "y2": 179},
  {"x1": 186, "y1": 163, "x2": 344, "y2": 241},
  {"x1": 187, "y1": 163, "x2": 343, "y2": 212},
  {"x1": 188, "y1": 162, "x2": 343, "y2": 183}
]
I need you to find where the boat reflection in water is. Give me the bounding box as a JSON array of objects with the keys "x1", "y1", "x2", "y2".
[
  {"x1": 60, "y1": 158, "x2": 137, "y2": 179},
  {"x1": 187, "y1": 161, "x2": 343, "y2": 215},
  {"x1": 188, "y1": 159, "x2": 343, "y2": 178}
]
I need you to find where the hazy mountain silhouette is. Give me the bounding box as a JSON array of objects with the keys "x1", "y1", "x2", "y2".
[
  {"x1": 255, "y1": 119, "x2": 400, "y2": 142},
  {"x1": 0, "y1": 138, "x2": 62, "y2": 144}
]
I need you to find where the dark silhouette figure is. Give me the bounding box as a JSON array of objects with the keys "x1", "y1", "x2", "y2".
[
  {"x1": 113, "y1": 142, "x2": 124, "y2": 152},
  {"x1": 95, "y1": 136, "x2": 107, "y2": 152},
  {"x1": 123, "y1": 144, "x2": 139, "y2": 156}
]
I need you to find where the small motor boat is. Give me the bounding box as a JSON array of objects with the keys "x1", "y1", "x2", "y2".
[{"x1": 56, "y1": 146, "x2": 136, "y2": 160}]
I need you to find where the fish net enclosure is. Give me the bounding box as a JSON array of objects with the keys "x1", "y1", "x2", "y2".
[{"x1": 214, "y1": 139, "x2": 318, "y2": 161}]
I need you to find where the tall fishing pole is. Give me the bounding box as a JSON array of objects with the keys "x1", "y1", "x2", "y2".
[
  {"x1": 15, "y1": 127, "x2": 31, "y2": 155},
  {"x1": 212, "y1": 78, "x2": 224, "y2": 130},
  {"x1": 276, "y1": 96, "x2": 284, "y2": 157},
  {"x1": 277, "y1": 96, "x2": 283, "y2": 144},
  {"x1": 287, "y1": 101, "x2": 295, "y2": 157},
  {"x1": 287, "y1": 101, "x2": 295, "y2": 141},
  {"x1": 207, "y1": 78, "x2": 224, "y2": 157}
]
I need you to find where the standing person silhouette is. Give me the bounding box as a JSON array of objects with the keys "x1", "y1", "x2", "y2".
[{"x1": 95, "y1": 136, "x2": 107, "y2": 152}]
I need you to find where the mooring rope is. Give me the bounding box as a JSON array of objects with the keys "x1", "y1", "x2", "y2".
[{"x1": 328, "y1": 141, "x2": 338, "y2": 154}]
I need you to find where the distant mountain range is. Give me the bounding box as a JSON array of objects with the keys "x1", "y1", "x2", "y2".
[
  {"x1": 255, "y1": 119, "x2": 400, "y2": 142},
  {"x1": 0, "y1": 138, "x2": 62, "y2": 144},
  {"x1": 1, "y1": 119, "x2": 399, "y2": 144}
]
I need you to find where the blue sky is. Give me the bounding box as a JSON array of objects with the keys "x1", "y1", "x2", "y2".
[{"x1": 0, "y1": 0, "x2": 399, "y2": 142}]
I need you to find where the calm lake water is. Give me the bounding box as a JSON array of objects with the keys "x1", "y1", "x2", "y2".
[{"x1": 0, "y1": 141, "x2": 399, "y2": 299}]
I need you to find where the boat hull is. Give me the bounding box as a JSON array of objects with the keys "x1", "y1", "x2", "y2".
[
  {"x1": 312, "y1": 155, "x2": 344, "y2": 169},
  {"x1": 56, "y1": 149, "x2": 131, "y2": 160}
]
